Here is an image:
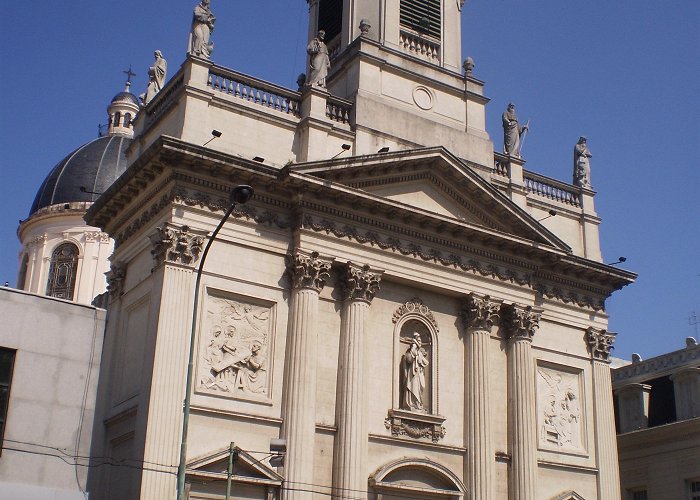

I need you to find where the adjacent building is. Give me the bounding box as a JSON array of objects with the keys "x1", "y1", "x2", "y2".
[{"x1": 613, "y1": 338, "x2": 700, "y2": 500}]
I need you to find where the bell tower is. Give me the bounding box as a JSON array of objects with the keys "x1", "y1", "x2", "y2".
[
  {"x1": 307, "y1": 0, "x2": 464, "y2": 72},
  {"x1": 305, "y1": 0, "x2": 492, "y2": 167}
]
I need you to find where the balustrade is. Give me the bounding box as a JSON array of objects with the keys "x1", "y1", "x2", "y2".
[
  {"x1": 326, "y1": 97, "x2": 352, "y2": 124},
  {"x1": 399, "y1": 30, "x2": 440, "y2": 63},
  {"x1": 523, "y1": 172, "x2": 581, "y2": 207},
  {"x1": 207, "y1": 67, "x2": 301, "y2": 117}
]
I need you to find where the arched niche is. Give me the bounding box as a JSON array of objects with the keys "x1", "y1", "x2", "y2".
[
  {"x1": 386, "y1": 298, "x2": 446, "y2": 443},
  {"x1": 370, "y1": 458, "x2": 465, "y2": 500}
]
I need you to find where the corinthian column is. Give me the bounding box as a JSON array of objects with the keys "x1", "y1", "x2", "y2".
[
  {"x1": 461, "y1": 293, "x2": 502, "y2": 500},
  {"x1": 333, "y1": 263, "x2": 382, "y2": 500},
  {"x1": 282, "y1": 250, "x2": 333, "y2": 500},
  {"x1": 503, "y1": 303, "x2": 541, "y2": 500},
  {"x1": 587, "y1": 328, "x2": 621, "y2": 500}
]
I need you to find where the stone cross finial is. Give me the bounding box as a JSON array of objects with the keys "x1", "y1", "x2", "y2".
[
  {"x1": 586, "y1": 327, "x2": 616, "y2": 362},
  {"x1": 123, "y1": 66, "x2": 136, "y2": 85},
  {"x1": 286, "y1": 250, "x2": 333, "y2": 292},
  {"x1": 502, "y1": 303, "x2": 541, "y2": 340}
]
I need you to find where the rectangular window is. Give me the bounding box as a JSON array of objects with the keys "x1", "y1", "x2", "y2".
[
  {"x1": 318, "y1": 0, "x2": 343, "y2": 44},
  {"x1": 400, "y1": 0, "x2": 442, "y2": 39},
  {"x1": 689, "y1": 479, "x2": 700, "y2": 500},
  {"x1": 629, "y1": 490, "x2": 648, "y2": 500},
  {"x1": 0, "y1": 348, "x2": 16, "y2": 456}
]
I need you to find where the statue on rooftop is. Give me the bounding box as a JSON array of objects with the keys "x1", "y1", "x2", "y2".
[
  {"x1": 502, "y1": 103, "x2": 528, "y2": 158},
  {"x1": 142, "y1": 50, "x2": 167, "y2": 106},
  {"x1": 573, "y1": 136, "x2": 592, "y2": 188},
  {"x1": 189, "y1": 0, "x2": 215, "y2": 59},
  {"x1": 306, "y1": 30, "x2": 330, "y2": 88}
]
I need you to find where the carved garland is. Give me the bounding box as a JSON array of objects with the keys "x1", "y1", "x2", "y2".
[{"x1": 384, "y1": 416, "x2": 446, "y2": 444}]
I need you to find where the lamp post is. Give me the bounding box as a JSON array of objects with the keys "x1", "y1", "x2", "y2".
[{"x1": 176, "y1": 185, "x2": 254, "y2": 500}]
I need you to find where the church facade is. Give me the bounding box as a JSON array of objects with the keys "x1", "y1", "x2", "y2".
[{"x1": 84, "y1": 1, "x2": 635, "y2": 499}]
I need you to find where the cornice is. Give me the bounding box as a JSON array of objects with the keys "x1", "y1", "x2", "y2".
[{"x1": 612, "y1": 343, "x2": 700, "y2": 384}]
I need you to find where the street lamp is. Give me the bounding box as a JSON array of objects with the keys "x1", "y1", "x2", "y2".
[{"x1": 176, "y1": 184, "x2": 254, "y2": 500}]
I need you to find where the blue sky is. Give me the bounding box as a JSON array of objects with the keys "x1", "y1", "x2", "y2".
[{"x1": 0, "y1": 1, "x2": 698, "y2": 360}]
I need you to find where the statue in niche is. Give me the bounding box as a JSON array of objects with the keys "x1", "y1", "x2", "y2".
[
  {"x1": 306, "y1": 30, "x2": 330, "y2": 88},
  {"x1": 502, "y1": 103, "x2": 528, "y2": 157},
  {"x1": 538, "y1": 368, "x2": 581, "y2": 449},
  {"x1": 400, "y1": 328, "x2": 430, "y2": 412},
  {"x1": 199, "y1": 297, "x2": 271, "y2": 397},
  {"x1": 573, "y1": 136, "x2": 592, "y2": 188},
  {"x1": 189, "y1": 0, "x2": 215, "y2": 59},
  {"x1": 141, "y1": 50, "x2": 167, "y2": 105}
]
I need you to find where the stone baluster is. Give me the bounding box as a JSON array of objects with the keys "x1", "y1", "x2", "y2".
[
  {"x1": 503, "y1": 303, "x2": 542, "y2": 500},
  {"x1": 282, "y1": 250, "x2": 333, "y2": 500},
  {"x1": 461, "y1": 293, "x2": 502, "y2": 500},
  {"x1": 586, "y1": 328, "x2": 621, "y2": 500},
  {"x1": 333, "y1": 263, "x2": 382, "y2": 500}
]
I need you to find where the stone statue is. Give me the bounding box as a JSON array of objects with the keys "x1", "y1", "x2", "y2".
[
  {"x1": 502, "y1": 103, "x2": 528, "y2": 157},
  {"x1": 306, "y1": 30, "x2": 330, "y2": 88},
  {"x1": 573, "y1": 136, "x2": 592, "y2": 188},
  {"x1": 142, "y1": 50, "x2": 167, "y2": 105},
  {"x1": 189, "y1": 0, "x2": 215, "y2": 59},
  {"x1": 402, "y1": 332, "x2": 429, "y2": 411}
]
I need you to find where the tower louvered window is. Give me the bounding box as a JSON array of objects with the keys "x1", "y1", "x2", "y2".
[
  {"x1": 400, "y1": 0, "x2": 441, "y2": 39},
  {"x1": 318, "y1": 0, "x2": 343, "y2": 44},
  {"x1": 46, "y1": 242, "x2": 79, "y2": 300}
]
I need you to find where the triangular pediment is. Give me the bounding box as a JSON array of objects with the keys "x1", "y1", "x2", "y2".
[
  {"x1": 187, "y1": 446, "x2": 283, "y2": 484},
  {"x1": 290, "y1": 147, "x2": 570, "y2": 251}
]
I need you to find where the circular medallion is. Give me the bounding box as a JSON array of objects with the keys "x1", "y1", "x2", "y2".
[{"x1": 412, "y1": 86, "x2": 434, "y2": 110}]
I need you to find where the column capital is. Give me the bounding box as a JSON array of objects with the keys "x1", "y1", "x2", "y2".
[
  {"x1": 503, "y1": 303, "x2": 541, "y2": 341},
  {"x1": 340, "y1": 262, "x2": 382, "y2": 303},
  {"x1": 149, "y1": 224, "x2": 205, "y2": 269},
  {"x1": 586, "y1": 327, "x2": 616, "y2": 362},
  {"x1": 287, "y1": 250, "x2": 334, "y2": 292},
  {"x1": 106, "y1": 261, "x2": 127, "y2": 301},
  {"x1": 461, "y1": 293, "x2": 502, "y2": 332}
]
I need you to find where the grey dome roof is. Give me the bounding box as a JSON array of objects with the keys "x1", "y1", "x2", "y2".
[
  {"x1": 111, "y1": 91, "x2": 140, "y2": 107},
  {"x1": 30, "y1": 135, "x2": 132, "y2": 216}
]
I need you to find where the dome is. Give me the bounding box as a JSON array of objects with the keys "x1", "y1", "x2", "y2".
[
  {"x1": 29, "y1": 135, "x2": 132, "y2": 216},
  {"x1": 111, "y1": 91, "x2": 140, "y2": 107}
]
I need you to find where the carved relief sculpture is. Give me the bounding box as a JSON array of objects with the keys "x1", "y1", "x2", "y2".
[
  {"x1": 198, "y1": 296, "x2": 272, "y2": 399},
  {"x1": 537, "y1": 367, "x2": 583, "y2": 450}
]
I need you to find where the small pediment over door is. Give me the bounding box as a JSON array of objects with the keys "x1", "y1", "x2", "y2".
[
  {"x1": 186, "y1": 446, "x2": 282, "y2": 499},
  {"x1": 551, "y1": 491, "x2": 586, "y2": 500}
]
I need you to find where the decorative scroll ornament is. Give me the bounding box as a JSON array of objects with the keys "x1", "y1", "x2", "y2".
[
  {"x1": 503, "y1": 304, "x2": 542, "y2": 340},
  {"x1": 150, "y1": 224, "x2": 205, "y2": 268},
  {"x1": 384, "y1": 410, "x2": 446, "y2": 443},
  {"x1": 586, "y1": 327, "x2": 616, "y2": 362},
  {"x1": 286, "y1": 250, "x2": 333, "y2": 292},
  {"x1": 106, "y1": 262, "x2": 127, "y2": 299},
  {"x1": 461, "y1": 293, "x2": 502, "y2": 331},
  {"x1": 392, "y1": 298, "x2": 439, "y2": 332},
  {"x1": 341, "y1": 263, "x2": 382, "y2": 303}
]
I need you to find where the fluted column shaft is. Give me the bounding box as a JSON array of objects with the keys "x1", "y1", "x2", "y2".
[
  {"x1": 282, "y1": 251, "x2": 333, "y2": 500},
  {"x1": 587, "y1": 328, "x2": 621, "y2": 500},
  {"x1": 462, "y1": 294, "x2": 501, "y2": 500},
  {"x1": 504, "y1": 304, "x2": 541, "y2": 500},
  {"x1": 333, "y1": 264, "x2": 381, "y2": 500}
]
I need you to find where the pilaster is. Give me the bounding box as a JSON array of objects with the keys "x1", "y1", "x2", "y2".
[
  {"x1": 506, "y1": 157, "x2": 528, "y2": 210},
  {"x1": 587, "y1": 327, "x2": 621, "y2": 500},
  {"x1": 503, "y1": 303, "x2": 541, "y2": 500},
  {"x1": 614, "y1": 383, "x2": 651, "y2": 433},
  {"x1": 461, "y1": 293, "x2": 501, "y2": 500},
  {"x1": 298, "y1": 86, "x2": 332, "y2": 162},
  {"x1": 140, "y1": 225, "x2": 204, "y2": 499},
  {"x1": 333, "y1": 263, "x2": 382, "y2": 499},
  {"x1": 670, "y1": 367, "x2": 700, "y2": 420},
  {"x1": 282, "y1": 250, "x2": 334, "y2": 500}
]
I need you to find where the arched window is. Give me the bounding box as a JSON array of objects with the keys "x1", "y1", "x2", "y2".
[
  {"x1": 17, "y1": 254, "x2": 29, "y2": 290},
  {"x1": 113, "y1": 112, "x2": 121, "y2": 127},
  {"x1": 46, "y1": 243, "x2": 79, "y2": 300},
  {"x1": 123, "y1": 113, "x2": 132, "y2": 128}
]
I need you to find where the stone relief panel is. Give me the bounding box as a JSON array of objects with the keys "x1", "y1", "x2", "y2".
[
  {"x1": 537, "y1": 365, "x2": 584, "y2": 452},
  {"x1": 197, "y1": 293, "x2": 274, "y2": 402}
]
